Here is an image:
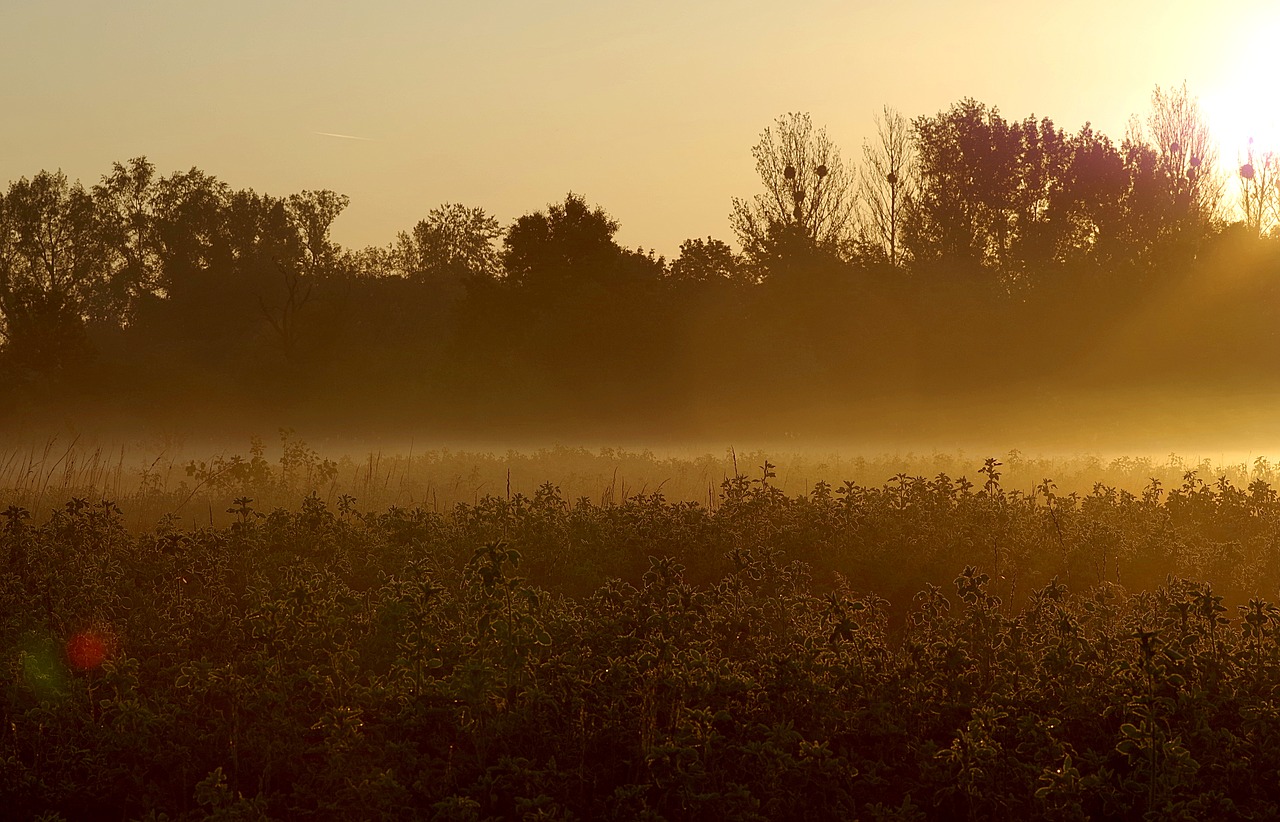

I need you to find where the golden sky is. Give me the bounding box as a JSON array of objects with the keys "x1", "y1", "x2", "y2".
[{"x1": 3, "y1": 0, "x2": 1276, "y2": 256}]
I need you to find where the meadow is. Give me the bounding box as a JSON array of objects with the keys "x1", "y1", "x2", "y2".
[
  {"x1": 6, "y1": 436, "x2": 1280, "y2": 818},
  {"x1": 0, "y1": 429, "x2": 1262, "y2": 528},
  {"x1": 9, "y1": 19, "x2": 1280, "y2": 819}
]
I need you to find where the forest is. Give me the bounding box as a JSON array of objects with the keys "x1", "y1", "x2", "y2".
[{"x1": 2, "y1": 86, "x2": 1278, "y2": 442}]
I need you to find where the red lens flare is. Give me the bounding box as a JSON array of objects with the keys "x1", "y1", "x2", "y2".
[{"x1": 66, "y1": 631, "x2": 108, "y2": 671}]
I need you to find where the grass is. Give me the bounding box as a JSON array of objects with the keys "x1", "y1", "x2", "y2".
[{"x1": 1, "y1": 428, "x2": 1275, "y2": 531}]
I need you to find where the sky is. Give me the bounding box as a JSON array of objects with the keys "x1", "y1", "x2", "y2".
[{"x1": 4, "y1": 0, "x2": 1279, "y2": 258}]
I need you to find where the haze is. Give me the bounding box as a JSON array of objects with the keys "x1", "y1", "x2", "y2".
[
  {"x1": 5, "y1": 0, "x2": 1280, "y2": 464},
  {"x1": 5, "y1": 0, "x2": 1276, "y2": 256}
]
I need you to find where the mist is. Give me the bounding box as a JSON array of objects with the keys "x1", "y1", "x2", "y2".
[{"x1": 14, "y1": 87, "x2": 1280, "y2": 820}]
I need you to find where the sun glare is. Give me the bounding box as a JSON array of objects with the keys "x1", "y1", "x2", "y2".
[{"x1": 1201, "y1": 11, "x2": 1280, "y2": 163}]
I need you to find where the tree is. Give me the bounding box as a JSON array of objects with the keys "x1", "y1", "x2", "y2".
[
  {"x1": 0, "y1": 170, "x2": 110, "y2": 377},
  {"x1": 142, "y1": 166, "x2": 235, "y2": 290},
  {"x1": 0, "y1": 171, "x2": 109, "y2": 318},
  {"x1": 93, "y1": 157, "x2": 164, "y2": 312},
  {"x1": 1105, "y1": 85, "x2": 1225, "y2": 273},
  {"x1": 1003, "y1": 115, "x2": 1076, "y2": 273},
  {"x1": 222, "y1": 189, "x2": 298, "y2": 268},
  {"x1": 501, "y1": 193, "x2": 627, "y2": 288},
  {"x1": 669, "y1": 237, "x2": 752, "y2": 285},
  {"x1": 857, "y1": 106, "x2": 916, "y2": 267},
  {"x1": 286, "y1": 190, "x2": 349, "y2": 277},
  {"x1": 473, "y1": 193, "x2": 666, "y2": 404},
  {"x1": 906, "y1": 99, "x2": 1024, "y2": 278},
  {"x1": 904, "y1": 100, "x2": 1134, "y2": 282},
  {"x1": 730, "y1": 112, "x2": 857, "y2": 265},
  {"x1": 395, "y1": 203, "x2": 502, "y2": 282},
  {"x1": 257, "y1": 259, "x2": 317, "y2": 365},
  {"x1": 340, "y1": 243, "x2": 401, "y2": 279},
  {"x1": 1236, "y1": 138, "x2": 1278, "y2": 237},
  {"x1": 1057, "y1": 125, "x2": 1129, "y2": 266},
  {"x1": 1142, "y1": 82, "x2": 1224, "y2": 227}
]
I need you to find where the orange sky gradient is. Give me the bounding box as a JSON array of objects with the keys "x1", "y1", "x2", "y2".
[{"x1": 3, "y1": 0, "x2": 1277, "y2": 257}]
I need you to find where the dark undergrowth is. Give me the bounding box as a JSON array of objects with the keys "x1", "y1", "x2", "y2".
[{"x1": 6, "y1": 465, "x2": 1280, "y2": 819}]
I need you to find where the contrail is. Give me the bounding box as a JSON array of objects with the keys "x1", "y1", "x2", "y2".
[{"x1": 313, "y1": 131, "x2": 376, "y2": 141}]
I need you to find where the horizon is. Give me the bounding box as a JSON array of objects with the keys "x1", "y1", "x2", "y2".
[{"x1": 7, "y1": 1, "x2": 1279, "y2": 257}]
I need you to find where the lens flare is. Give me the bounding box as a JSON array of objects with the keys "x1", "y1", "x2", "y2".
[
  {"x1": 21, "y1": 644, "x2": 67, "y2": 699},
  {"x1": 66, "y1": 630, "x2": 109, "y2": 671}
]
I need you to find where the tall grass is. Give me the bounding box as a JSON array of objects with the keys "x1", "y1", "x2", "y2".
[{"x1": 1, "y1": 429, "x2": 1274, "y2": 530}]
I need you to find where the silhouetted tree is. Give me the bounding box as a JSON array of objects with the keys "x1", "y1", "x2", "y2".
[
  {"x1": 906, "y1": 99, "x2": 1027, "y2": 281},
  {"x1": 906, "y1": 101, "x2": 1154, "y2": 286},
  {"x1": 1093, "y1": 84, "x2": 1223, "y2": 276},
  {"x1": 257, "y1": 260, "x2": 318, "y2": 365},
  {"x1": 121, "y1": 181, "x2": 344, "y2": 392},
  {"x1": 395, "y1": 203, "x2": 502, "y2": 283},
  {"x1": 502, "y1": 193, "x2": 637, "y2": 288},
  {"x1": 857, "y1": 106, "x2": 916, "y2": 267},
  {"x1": 1236, "y1": 138, "x2": 1278, "y2": 237},
  {"x1": 286, "y1": 189, "x2": 349, "y2": 277},
  {"x1": 146, "y1": 167, "x2": 235, "y2": 287},
  {"x1": 460, "y1": 193, "x2": 669, "y2": 416},
  {"x1": 339, "y1": 243, "x2": 401, "y2": 279},
  {"x1": 0, "y1": 170, "x2": 111, "y2": 380},
  {"x1": 731, "y1": 112, "x2": 857, "y2": 268},
  {"x1": 220, "y1": 189, "x2": 299, "y2": 268},
  {"x1": 669, "y1": 237, "x2": 752, "y2": 284},
  {"x1": 1057, "y1": 125, "x2": 1129, "y2": 267},
  {"x1": 93, "y1": 157, "x2": 164, "y2": 314},
  {"x1": 1002, "y1": 115, "x2": 1081, "y2": 276},
  {"x1": 1143, "y1": 83, "x2": 1224, "y2": 226}
]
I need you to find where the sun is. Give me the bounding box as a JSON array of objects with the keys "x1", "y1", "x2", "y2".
[{"x1": 1201, "y1": 11, "x2": 1280, "y2": 163}]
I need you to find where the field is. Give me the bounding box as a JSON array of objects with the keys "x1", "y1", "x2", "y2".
[
  {"x1": 6, "y1": 439, "x2": 1280, "y2": 818},
  {"x1": 13, "y1": 3, "x2": 1280, "y2": 817}
]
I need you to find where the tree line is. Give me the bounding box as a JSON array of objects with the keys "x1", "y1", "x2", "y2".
[{"x1": 2, "y1": 85, "x2": 1278, "y2": 435}]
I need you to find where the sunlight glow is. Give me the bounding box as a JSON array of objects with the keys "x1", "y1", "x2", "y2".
[{"x1": 1201, "y1": 9, "x2": 1280, "y2": 161}]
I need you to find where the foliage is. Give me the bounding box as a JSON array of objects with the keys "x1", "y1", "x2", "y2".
[
  {"x1": 7, "y1": 463, "x2": 1280, "y2": 817},
  {"x1": 395, "y1": 203, "x2": 503, "y2": 283},
  {"x1": 730, "y1": 112, "x2": 858, "y2": 267},
  {"x1": 857, "y1": 106, "x2": 916, "y2": 267},
  {"x1": 5, "y1": 89, "x2": 1280, "y2": 431},
  {"x1": 502, "y1": 193, "x2": 640, "y2": 290},
  {"x1": 668, "y1": 237, "x2": 753, "y2": 286}
]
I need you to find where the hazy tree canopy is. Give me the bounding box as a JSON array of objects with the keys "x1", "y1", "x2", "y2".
[
  {"x1": 340, "y1": 243, "x2": 401, "y2": 280},
  {"x1": 148, "y1": 167, "x2": 235, "y2": 287},
  {"x1": 669, "y1": 237, "x2": 752, "y2": 285},
  {"x1": 501, "y1": 193, "x2": 627, "y2": 288},
  {"x1": 907, "y1": 99, "x2": 1027, "y2": 278},
  {"x1": 857, "y1": 106, "x2": 916, "y2": 267},
  {"x1": 1144, "y1": 82, "x2": 1224, "y2": 225},
  {"x1": 93, "y1": 157, "x2": 164, "y2": 313},
  {"x1": 220, "y1": 189, "x2": 297, "y2": 270},
  {"x1": 9, "y1": 85, "x2": 1280, "y2": 431},
  {"x1": 0, "y1": 171, "x2": 112, "y2": 380},
  {"x1": 1237, "y1": 138, "x2": 1279, "y2": 237},
  {"x1": 1098, "y1": 84, "x2": 1225, "y2": 274},
  {"x1": 0, "y1": 171, "x2": 109, "y2": 315},
  {"x1": 905, "y1": 100, "x2": 1202, "y2": 287},
  {"x1": 1058, "y1": 125, "x2": 1128, "y2": 266},
  {"x1": 395, "y1": 203, "x2": 502, "y2": 283},
  {"x1": 731, "y1": 112, "x2": 857, "y2": 269},
  {"x1": 286, "y1": 189, "x2": 349, "y2": 277}
]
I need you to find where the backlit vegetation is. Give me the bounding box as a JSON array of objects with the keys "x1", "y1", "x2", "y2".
[{"x1": 8, "y1": 454, "x2": 1280, "y2": 817}]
